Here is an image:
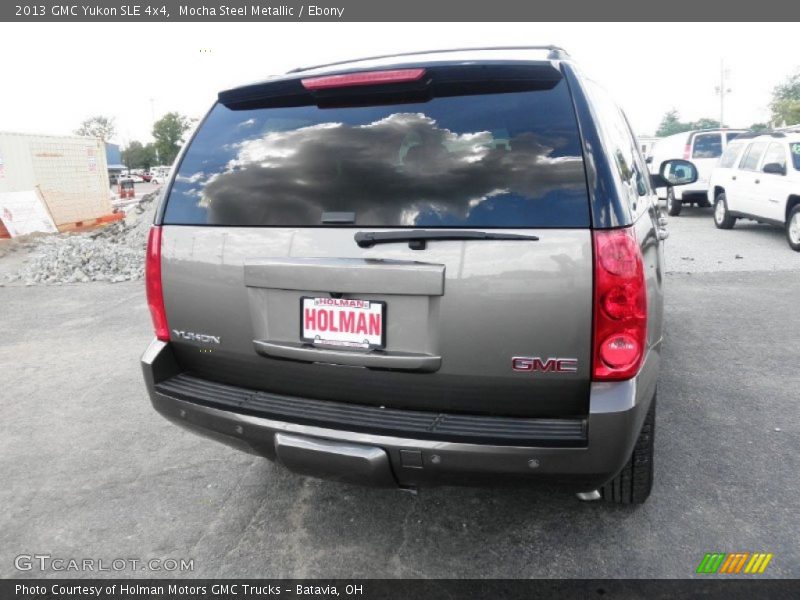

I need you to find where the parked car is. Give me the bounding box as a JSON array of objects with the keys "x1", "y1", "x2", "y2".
[
  {"x1": 709, "y1": 130, "x2": 800, "y2": 251},
  {"x1": 140, "y1": 172, "x2": 153, "y2": 182},
  {"x1": 150, "y1": 167, "x2": 171, "y2": 185},
  {"x1": 648, "y1": 128, "x2": 746, "y2": 216},
  {"x1": 141, "y1": 46, "x2": 696, "y2": 503}
]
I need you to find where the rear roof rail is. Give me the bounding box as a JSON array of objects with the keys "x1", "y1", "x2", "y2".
[
  {"x1": 287, "y1": 45, "x2": 570, "y2": 74},
  {"x1": 734, "y1": 129, "x2": 800, "y2": 140}
]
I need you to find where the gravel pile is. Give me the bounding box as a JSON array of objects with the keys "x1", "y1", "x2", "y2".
[{"x1": 6, "y1": 192, "x2": 158, "y2": 285}]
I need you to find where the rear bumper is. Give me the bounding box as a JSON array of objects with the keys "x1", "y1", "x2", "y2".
[
  {"x1": 673, "y1": 185, "x2": 709, "y2": 201},
  {"x1": 142, "y1": 340, "x2": 658, "y2": 490}
]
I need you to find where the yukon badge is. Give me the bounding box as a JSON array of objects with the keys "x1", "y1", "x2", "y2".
[
  {"x1": 172, "y1": 330, "x2": 221, "y2": 344},
  {"x1": 512, "y1": 357, "x2": 578, "y2": 373}
]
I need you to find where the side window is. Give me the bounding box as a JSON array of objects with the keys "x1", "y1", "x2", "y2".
[
  {"x1": 586, "y1": 81, "x2": 651, "y2": 218},
  {"x1": 739, "y1": 142, "x2": 768, "y2": 170},
  {"x1": 624, "y1": 118, "x2": 652, "y2": 200},
  {"x1": 761, "y1": 143, "x2": 787, "y2": 171},
  {"x1": 719, "y1": 142, "x2": 744, "y2": 168},
  {"x1": 791, "y1": 143, "x2": 800, "y2": 171},
  {"x1": 692, "y1": 133, "x2": 723, "y2": 159}
]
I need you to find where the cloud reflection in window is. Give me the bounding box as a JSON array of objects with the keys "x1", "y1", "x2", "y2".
[{"x1": 179, "y1": 112, "x2": 586, "y2": 227}]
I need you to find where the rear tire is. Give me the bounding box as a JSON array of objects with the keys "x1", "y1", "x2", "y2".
[
  {"x1": 600, "y1": 394, "x2": 655, "y2": 505},
  {"x1": 787, "y1": 204, "x2": 800, "y2": 252},
  {"x1": 714, "y1": 192, "x2": 736, "y2": 229},
  {"x1": 666, "y1": 188, "x2": 682, "y2": 216}
]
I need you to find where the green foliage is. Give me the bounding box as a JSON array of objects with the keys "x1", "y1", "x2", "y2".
[
  {"x1": 655, "y1": 110, "x2": 725, "y2": 137},
  {"x1": 770, "y1": 70, "x2": 800, "y2": 126},
  {"x1": 691, "y1": 118, "x2": 723, "y2": 130},
  {"x1": 152, "y1": 112, "x2": 192, "y2": 166},
  {"x1": 75, "y1": 115, "x2": 116, "y2": 141},
  {"x1": 748, "y1": 123, "x2": 769, "y2": 133},
  {"x1": 770, "y1": 100, "x2": 800, "y2": 127},
  {"x1": 655, "y1": 110, "x2": 691, "y2": 137},
  {"x1": 121, "y1": 141, "x2": 157, "y2": 170}
]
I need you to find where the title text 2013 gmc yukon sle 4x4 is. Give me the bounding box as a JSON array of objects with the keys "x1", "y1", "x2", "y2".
[{"x1": 141, "y1": 47, "x2": 696, "y2": 504}]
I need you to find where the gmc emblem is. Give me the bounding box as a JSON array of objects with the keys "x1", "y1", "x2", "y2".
[{"x1": 512, "y1": 357, "x2": 578, "y2": 373}]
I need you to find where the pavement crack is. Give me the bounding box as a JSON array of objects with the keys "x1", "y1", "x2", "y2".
[
  {"x1": 388, "y1": 495, "x2": 420, "y2": 577},
  {"x1": 283, "y1": 478, "x2": 315, "y2": 578},
  {"x1": 186, "y1": 457, "x2": 262, "y2": 561}
]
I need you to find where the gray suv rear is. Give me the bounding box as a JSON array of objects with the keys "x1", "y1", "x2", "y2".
[{"x1": 141, "y1": 47, "x2": 694, "y2": 504}]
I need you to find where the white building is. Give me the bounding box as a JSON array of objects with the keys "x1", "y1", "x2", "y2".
[{"x1": 0, "y1": 132, "x2": 114, "y2": 237}]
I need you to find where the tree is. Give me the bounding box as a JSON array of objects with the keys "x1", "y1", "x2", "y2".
[
  {"x1": 655, "y1": 110, "x2": 729, "y2": 137},
  {"x1": 141, "y1": 143, "x2": 158, "y2": 170},
  {"x1": 75, "y1": 115, "x2": 116, "y2": 141},
  {"x1": 769, "y1": 70, "x2": 800, "y2": 126},
  {"x1": 748, "y1": 122, "x2": 769, "y2": 133},
  {"x1": 691, "y1": 118, "x2": 723, "y2": 130},
  {"x1": 655, "y1": 110, "x2": 693, "y2": 137},
  {"x1": 121, "y1": 141, "x2": 157, "y2": 170},
  {"x1": 152, "y1": 112, "x2": 192, "y2": 166}
]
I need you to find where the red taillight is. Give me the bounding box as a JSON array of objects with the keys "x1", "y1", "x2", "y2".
[
  {"x1": 683, "y1": 143, "x2": 691, "y2": 159},
  {"x1": 592, "y1": 228, "x2": 647, "y2": 381},
  {"x1": 301, "y1": 68, "x2": 426, "y2": 91},
  {"x1": 145, "y1": 226, "x2": 169, "y2": 341}
]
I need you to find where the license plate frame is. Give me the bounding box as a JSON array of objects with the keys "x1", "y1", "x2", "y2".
[{"x1": 300, "y1": 296, "x2": 387, "y2": 350}]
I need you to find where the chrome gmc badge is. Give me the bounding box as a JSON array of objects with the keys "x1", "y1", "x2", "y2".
[{"x1": 512, "y1": 357, "x2": 578, "y2": 373}]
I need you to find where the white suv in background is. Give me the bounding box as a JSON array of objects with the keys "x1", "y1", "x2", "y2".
[
  {"x1": 648, "y1": 129, "x2": 746, "y2": 215},
  {"x1": 150, "y1": 169, "x2": 171, "y2": 185},
  {"x1": 708, "y1": 131, "x2": 800, "y2": 251}
]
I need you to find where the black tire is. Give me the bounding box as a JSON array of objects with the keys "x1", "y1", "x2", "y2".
[
  {"x1": 713, "y1": 192, "x2": 736, "y2": 229},
  {"x1": 666, "y1": 188, "x2": 682, "y2": 216},
  {"x1": 786, "y1": 204, "x2": 800, "y2": 252},
  {"x1": 600, "y1": 394, "x2": 655, "y2": 505}
]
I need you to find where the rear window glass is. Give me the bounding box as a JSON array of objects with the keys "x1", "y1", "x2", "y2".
[
  {"x1": 163, "y1": 82, "x2": 590, "y2": 228},
  {"x1": 692, "y1": 133, "x2": 722, "y2": 159}
]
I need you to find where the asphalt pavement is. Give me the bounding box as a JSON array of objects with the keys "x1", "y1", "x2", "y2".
[
  {"x1": 1, "y1": 213, "x2": 798, "y2": 579},
  {"x1": 662, "y1": 205, "x2": 799, "y2": 274}
]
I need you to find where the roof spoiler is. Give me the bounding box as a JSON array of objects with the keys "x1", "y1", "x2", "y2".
[
  {"x1": 218, "y1": 62, "x2": 563, "y2": 110},
  {"x1": 286, "y1": 45, "x2": 570, "y2": 74}
]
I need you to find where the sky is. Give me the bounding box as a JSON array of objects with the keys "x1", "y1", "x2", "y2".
[{"x1": 0, "y1": 22, "x2": 797, "y2": 146}]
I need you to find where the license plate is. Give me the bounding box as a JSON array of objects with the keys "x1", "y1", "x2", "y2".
[{"x1": 301, "y1": 297, "x2": 386, "y2": 349}]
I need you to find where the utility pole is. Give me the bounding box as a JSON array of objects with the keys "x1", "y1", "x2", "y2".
[
  {"x1": 149, "y1": 98, "x2": 159, "y2": 165},
  {"x1": 715, "y1": 60, "x2": 732, "y2": 128}
]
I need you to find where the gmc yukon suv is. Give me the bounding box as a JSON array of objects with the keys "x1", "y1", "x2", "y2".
[{"x1": 141, "y1": 47, "x2": 695, "y2": 504}]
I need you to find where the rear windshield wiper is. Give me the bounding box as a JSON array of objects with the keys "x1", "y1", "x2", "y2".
[{"x1": 354, "y1": 230, "x2": 540, "y2": 250}]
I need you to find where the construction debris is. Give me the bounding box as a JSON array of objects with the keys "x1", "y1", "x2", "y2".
[{"x1": 3, "y1": 192, "x2": 158, "y2": 286}]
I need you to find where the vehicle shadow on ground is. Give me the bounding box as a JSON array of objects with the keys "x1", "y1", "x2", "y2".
[
  {"x1": 671, "y1": 205, "x2": 784, "y2": 231},
  {"x1": 188, "y1": 456, "x2": 655, "y2": 579}
]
